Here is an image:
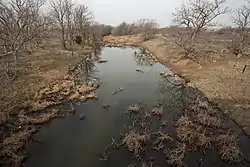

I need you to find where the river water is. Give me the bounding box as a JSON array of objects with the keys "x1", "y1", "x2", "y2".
[{"x1": 25, "y1": 47, "x2": 250, "y2": 167}]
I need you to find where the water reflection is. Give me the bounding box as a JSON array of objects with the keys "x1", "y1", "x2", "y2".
[
  {"x1": 133, "y1": 48, "x2": 155, "y2": 67},
  {"x1": 158, "y1": 76, "x2": 187, "y2": 110},
  {"x1": 74, "y1": 52, "x2": 100, "y2": 85}
]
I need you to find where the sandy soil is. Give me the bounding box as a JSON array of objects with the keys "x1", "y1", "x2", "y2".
[{"x1": 104, "y1": 35, "x2": 250, "y2": 135}]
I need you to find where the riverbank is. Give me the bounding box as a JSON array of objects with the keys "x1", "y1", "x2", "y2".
[
  {"x1": 104, "y1": 35, "x2": 250, "y2": 135},
  {"x1": 0, "y1": 38, "x2": 99, "y2": 166}
]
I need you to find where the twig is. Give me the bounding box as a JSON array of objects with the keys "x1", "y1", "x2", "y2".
[{"x1": 242, "y1": 65, "x2": 247, "y2": 74}]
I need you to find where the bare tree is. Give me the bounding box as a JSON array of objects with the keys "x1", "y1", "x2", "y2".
[
  {"x1": 137, "y1": 19, "x2": 159, "y2": 41},
  {"x1": 73, "y1": 4, "x2": 92, "y2": 44},
  {"x1": 173, "y1": 0, "x2": 229, "y2": 59},
  {"x1": 50, "y1": 0, "x2": 68, "y2": 49},
  {"x1": 229, "y1": 2, "x2": 250, "y2": 56},
  {"x1": 112, "y1": 22, "x2": 129, "y2": 36},
  {"x1": 0, "y1": 0, "x2": 49, "y2": 63}
]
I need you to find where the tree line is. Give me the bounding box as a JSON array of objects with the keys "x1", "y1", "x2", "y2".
[
  {"x1": 0, "y1": 0, "x2": 106, "y2": 63},
  {"x1": 111, "y1": 0, "x2": 250, "y2": 58},
  {"x1": 1, "y1": 0, "x2": 250, "y2": 63}
]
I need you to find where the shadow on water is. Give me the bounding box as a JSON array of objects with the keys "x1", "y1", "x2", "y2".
[{"x1": 24, "y1": 47, "x2": 250, "y2": 167}]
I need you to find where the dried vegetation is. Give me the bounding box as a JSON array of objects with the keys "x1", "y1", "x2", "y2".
[
  {"x1": 216, "y1": 134, "x2": 243, "y2": 163},
  {"x1": 122, "y1": 131, "x2": 149, "y2": 156}
]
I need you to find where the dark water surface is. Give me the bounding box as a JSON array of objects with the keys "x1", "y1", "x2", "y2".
[{"x1": 25, "y1": 47, "x2": 250, "y2": 167}]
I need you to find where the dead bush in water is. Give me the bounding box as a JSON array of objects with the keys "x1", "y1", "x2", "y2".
[
  {"x1": 216, "y1": 134, "x2": 243, "y2": 163},
  {"x1": 176, "y1": 116, "x2": 211, "y2": 150},
  {"x1": 122, "y1": 131, "x2": 149, "y2": 156},
  {"x1": 151, "y1": 107, "x2": 163, "y2": 117},
  {"x1": 166, "y1": 142, "x2": 187, "y2": 167},
  {"x1": 152, "y1": 132, "x2": 173, "y2": 151},
  {"x1": 195, "y1": 111, "x2": 221, "y2": 128},
  {"x1": 127, "y1": 104, "x2": 141, "y2": 114},
  {"x1": 0, "y1": 126, "x2": 36, "y2": 167}
]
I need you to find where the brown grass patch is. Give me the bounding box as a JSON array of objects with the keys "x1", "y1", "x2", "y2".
[
  {"x1": 30, "y1": 79, "x2": 97, "y2": 111},
  {"x1": 19, "y1": 109, "x2": 59, "y2": 125},
  {"x1": 216, "y1": 134, "x2": 243, "y2": 163},
  {"x1": 176, "y1": 116, "x2": 211, "y2": 149},
  {"x1": 122, "y1": 131, "x2": 149, "y2": 156}
]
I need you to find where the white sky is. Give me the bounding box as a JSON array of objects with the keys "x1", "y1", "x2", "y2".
[{"x1": 74, "y1": 0, "x2": 248, "y2": 27}]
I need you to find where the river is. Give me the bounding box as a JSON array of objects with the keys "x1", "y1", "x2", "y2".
[{"x1": 25, "y1": 47, "x2": 250, "y2": 167}]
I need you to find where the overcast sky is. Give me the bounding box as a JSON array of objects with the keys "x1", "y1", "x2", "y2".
[{"x1": 74, "y1": 0, "x2": 248, "y2": 27}]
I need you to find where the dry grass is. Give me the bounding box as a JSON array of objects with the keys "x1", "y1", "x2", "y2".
[
  {"x1": 176, "y1": 116, "x2": 211, "y2": 149},
  {"x1": 122, "y1": 131, "x2": 149, "y2": 156},
  {"x1": 29, "y1": 79, "x2": 97, "y2": 111},
  {"x1": 195, "y1": 111, "x2": 221, "y2": 128},
  {"x1": 18, "y1": 109, "x2": 59, "y2": 125},
  {"x1": 166, "y1": 142, "x2": 187, "y2": 167},
  {"x1": 0, "y1": 126, "x2": 36, "y2": 167},
  {"x1": 216, "y1": 134, "x2": 243, "y2": 163}
]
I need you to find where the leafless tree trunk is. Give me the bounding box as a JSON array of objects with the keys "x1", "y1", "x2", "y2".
[
  {"x1": 229, "y1": 2, "x2": 250, "y2": 57},
  {"x1": 73, "y1": 4, "x2": 92, "y2": 45},
  {"x1": 50, "y1": 0, "x2": 69, "y2": 49},
  {"x1": 173, "y1": 0, "x2": 229, "y2": 59},
  {"x1": 64, "y1": 0, "x2": 74, "y2": 50}
]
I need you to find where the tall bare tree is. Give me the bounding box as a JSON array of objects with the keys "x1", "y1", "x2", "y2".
[
  {"x1": 73, "y1": 4, "x2": 92, "y2": 44},
  {"x1": 173, "y1": 0, "x2": 229, "y2": 59},
  {"x1": 50, "y1": 0, "x2": 69, "y2": 49},
  {"x1": 229, "y1": 2, "x2": 250, "y2": 56},
  {"x1": 0, "y1": 0, "x2": 49, "y2": 63},
  {"x1": 137, "y1": 19, "x2": 159, "y2": 41}
]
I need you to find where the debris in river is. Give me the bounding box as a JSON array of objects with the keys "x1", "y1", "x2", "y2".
[
  {"x1": 103, "y1": 104, "x2": 110, "y2": 110},
  {"x1": 151, "y1": 107, "x2": 163, "y2": 116},
  {"x1": 136, "y1": 68, "x2": 143, "y2": 73},
  {"x1": 80, "y1": 114, "x2": 86, "y2": 120},
  {"x1": 160, "y1": 121, "x2": 168, "y2": 127},
  {"x1": 112, "y1": 87, "x2": 124, "y2": 95},
  {"x1": 127, "y1": 104, "x2": 140, "y2": 113},
  {"x1": 98, "y1": 60, "x2": 108, "y2": 64}
]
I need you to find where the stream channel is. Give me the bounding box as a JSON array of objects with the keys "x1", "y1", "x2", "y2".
[{"x1": 25, "y1": 47, "x2": 250, "y2": 167}]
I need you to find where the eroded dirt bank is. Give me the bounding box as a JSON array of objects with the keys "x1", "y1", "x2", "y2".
[{"x1": 104, "y1": 35, "x2": 250, "y2": 135}]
